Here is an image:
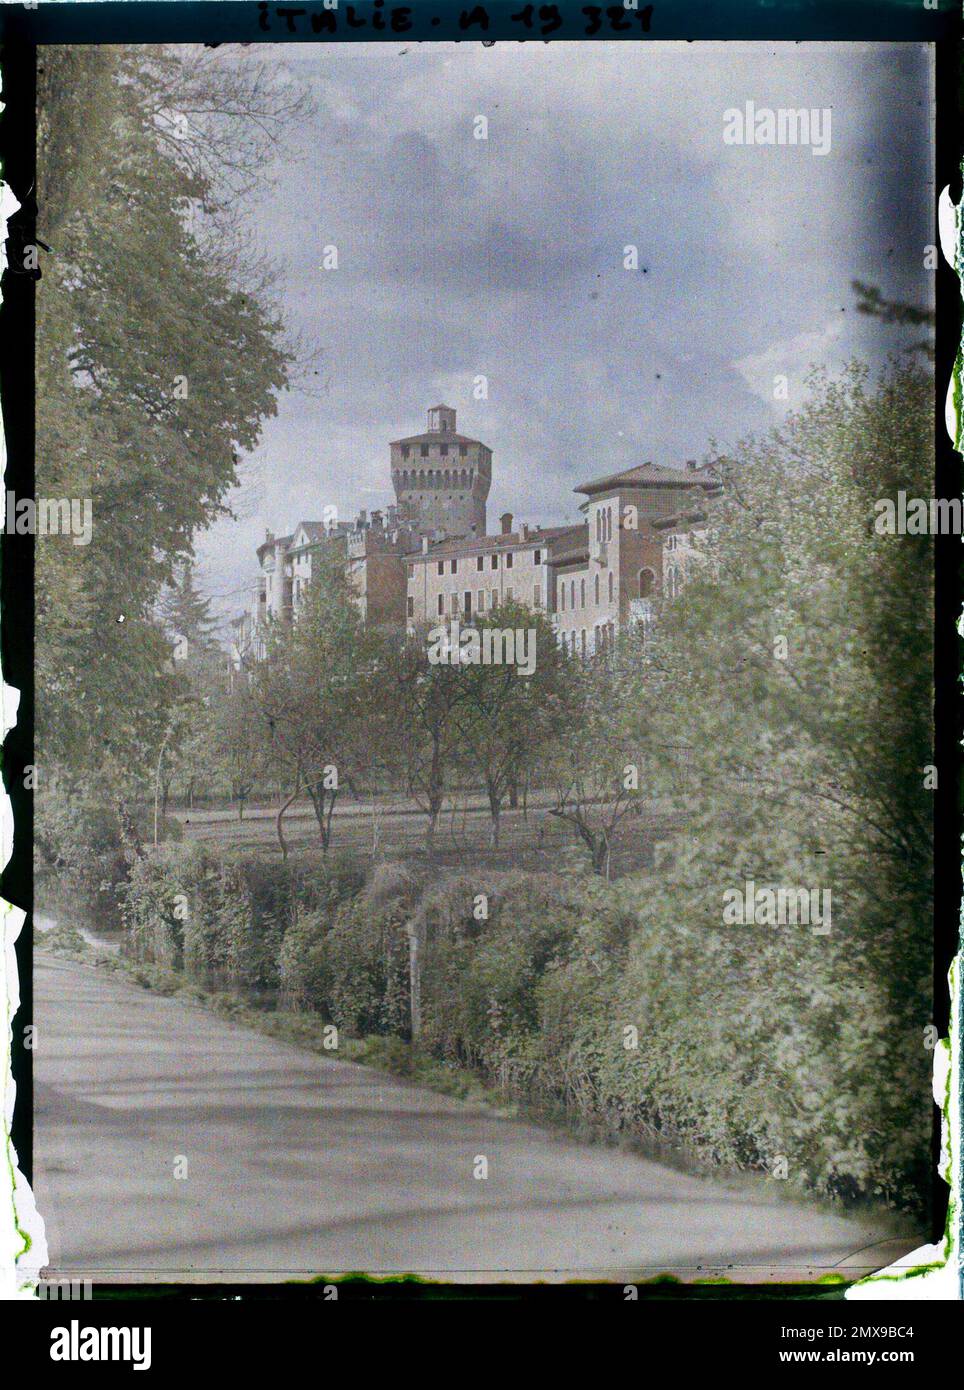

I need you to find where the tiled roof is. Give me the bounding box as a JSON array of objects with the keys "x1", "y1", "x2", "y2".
[
  {"x1": 256, "y1": 532, "x2": 293, "y2": 560},
  {"x1": 391, "y1": 431, "x2": 484, "y2": 448},
  {"x1": 551, "y1": 550, "x2": 590, "y2": 569},
  {"x1": 290, "y1": 520, "x2": 351, "y2": 549},
  {"x1": 575, "y1": 462, "x2": 714, "y2": 495},
  {"x1": 411, "y1": 524, "x2": 582, "y2": 561}
]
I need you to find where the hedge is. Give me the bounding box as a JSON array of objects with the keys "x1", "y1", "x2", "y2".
[{"x1": 121, "y1": 845, "x2": 930, "y2": 1214}]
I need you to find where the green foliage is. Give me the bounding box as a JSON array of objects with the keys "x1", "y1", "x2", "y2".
[
  {"x1": 251, "y1": 548, "x2": 384, "y2": 848},
  {"x1": 36, "y1": 45, "x2": 296, "y2": 785},
  {"x1": 316, "y1": 882, "x2": 413, "y2": 1037},
  {"x1": 277, "y1": 910, "x2": 333, "y2": 1012},
  {"x1": 35, "y1": 776, "x2": 180, "y2": 920},
  {"x1": 118, "y1": 828, "x2": 930, "y2": 1211},
  {"x1": 123, "y1": 842, "x2": 364, "y2": 995}
]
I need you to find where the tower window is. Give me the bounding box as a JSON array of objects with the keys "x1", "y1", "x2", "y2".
[
  {"x1": 440, "y1": 444, "x2": 448, "y2": 457},
  {"x1": 401, "y1": 446, "x2": 410, "y2": 459},
  {"x1": 437, "y1": 594, "x2": 444, "y2": 616},
  {"x1": 459, "y1": 445, "x2": 468, "y2": 457},
  {"x1": 420, "y1": 444, "x2": 428, "y2": 458}
]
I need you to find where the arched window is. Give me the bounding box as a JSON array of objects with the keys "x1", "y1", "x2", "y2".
[
  {"x1": 580, "y1": 578, "x2": 586, "y2": 608},
  {"x1": 667, "y1": 565, "x2": 680, "y2": 599},
  {"x1": 594, "y1": 573, "x2": 600, "y2": 604},
  {"x1": 608, "y1": 572, "x2": 614, "y2": 603},
  {"x1": 638, "y1": 567, "x2": 656, "y2": 598}
]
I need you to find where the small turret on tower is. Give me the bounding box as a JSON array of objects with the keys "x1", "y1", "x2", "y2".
[{"x1": 427, "y1": 404, "x2": 457, "y2": 434}]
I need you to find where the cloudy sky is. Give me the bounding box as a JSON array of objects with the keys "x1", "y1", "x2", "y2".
[{"x1": 193, "y1": 41, "x2": 935, "y2": 624}]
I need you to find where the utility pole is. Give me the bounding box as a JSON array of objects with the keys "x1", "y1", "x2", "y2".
[
  {"x1": 404, "y1": 918, "x2": 423, "y2": 1042},
  {"x1": 153, "y1": 724, "x2": 174, "y2": 850}
]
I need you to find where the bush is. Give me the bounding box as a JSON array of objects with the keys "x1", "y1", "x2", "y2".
[
  {"x1": 121, "y1": 845, "x2": 929, "y2": 1214},
  {"x1": 277, "y1": 909, "x2": 332, "y2": 1012},
  {"x1": 318, "y1": 891, "x2": 411, "y2": 1037},
  {"x1": 123, "y1": 842, "x2": 365, "y2": 998}
]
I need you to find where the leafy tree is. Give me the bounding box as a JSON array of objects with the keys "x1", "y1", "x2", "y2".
[
  {"x1": 544, "y1": 649, "x2": 648, "y2": 876},
  {"x1": 453, "y1": 600, "x2": 574, "y2": 847},
  {"x1": 35, "y1": 45, "x2": 302, "y2": 790},
  {"x1": 379, "y1": 629, "x2": 472, "y2": 854},
  {"x1": 252, "y1": 547, "x2": 379, "y2": 855},
  {"x1": 209, "y1": 681, "x2": 268, "y2": 823},
  {"x1": 630, "y1": 358, "x2": 934, "y2": 1185}
]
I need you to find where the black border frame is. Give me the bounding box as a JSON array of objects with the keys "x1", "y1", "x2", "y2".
[{"x1": 2, "y1": 0, "x2": 960, "y2": 1307}]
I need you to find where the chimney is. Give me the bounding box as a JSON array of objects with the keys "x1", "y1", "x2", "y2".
[
  {"x1": 421, "y1": 535, "x2": 429, "y2": 554},
  {"x1": 686, "y1": 459, "x2": 698, "y2": 472},
  {"x1": 519, "y1": 521, "x2": 529, "y2": 541},
  {"x1": 500, "y1": 511, "x2": 513, "y2": 535},
  {"x1": 265, "y1": 529, "x2": 274, "y2": 544},
  {"x1": 357, "y1": 508, "x2": 367, "y2": 529},
  {"x1": 371, "y1": 509, "x2": 383, "y2": 529}
]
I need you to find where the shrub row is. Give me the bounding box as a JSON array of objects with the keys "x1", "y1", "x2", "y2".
[{"x1": 121, "y1": 845, "x2": 929, "y2": 1214}]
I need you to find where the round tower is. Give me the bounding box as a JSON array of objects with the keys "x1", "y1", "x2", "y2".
[{"x1": 390, "y1": 405, "x2": 492, "y2": 539}]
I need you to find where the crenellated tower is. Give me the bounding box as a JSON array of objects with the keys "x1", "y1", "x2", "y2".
[{"x1": 390, "y1": 405, "x2": 492, "y2": 539}]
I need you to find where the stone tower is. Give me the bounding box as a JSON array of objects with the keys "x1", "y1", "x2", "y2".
[{"x1": 390, "y1": 405, "x2": 492, "y2": 539}]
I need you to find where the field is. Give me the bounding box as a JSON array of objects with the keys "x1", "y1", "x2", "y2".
[{"x1": 173, "y1": 789, "x2": 682, "y2": 877}]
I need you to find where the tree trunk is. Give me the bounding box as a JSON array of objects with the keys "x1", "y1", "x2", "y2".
[
  {"x1": 276, "y1": 786, "x2": 300, "y2": 862},
  {"x1": 425, "y1": 736, "x2": 444, "y2": 855},
  {"x1": 370, "y1": 791, "x2": 380, "y2": 858},
  {"x1": 405, "y1": 919, "x2": 423, "y2": 1042},
  {"x1": 307, "y1": 782, "x2": 337, "y2": 853},
  {"x1": 591, "y1": 831, "x2": 611, "y2": 877},
  {"x1": 487, "y1": 783, "x2": 501, "y2": 847}
]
